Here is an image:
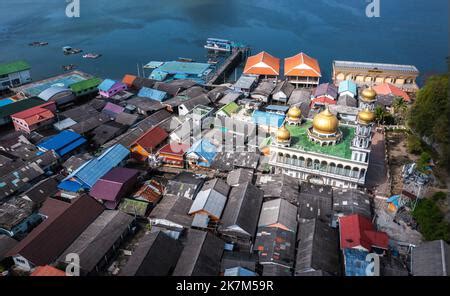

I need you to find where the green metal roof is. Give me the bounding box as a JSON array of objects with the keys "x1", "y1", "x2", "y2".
[
  {"x1": 0, "y1": 60, "x2": 31, "y2": 76},
  {"x1": 69, "y1": 77, "x2": 102, "y2": 93},
  {"x1": 0, "y1": 97, "x2": 45, "y2": 119},
  {"x1": 285, "y1": 122, "x2": 355, "y2": 160},
  {"x1": 219, "y1": 102, "x2": 240, "y2": 117}
]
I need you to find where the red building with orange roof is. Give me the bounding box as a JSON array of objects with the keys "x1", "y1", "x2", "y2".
[
  {"x1": 243, "y1": 51, "x2": 280, "y2": 79},
  {"x1": 158, "y1": 142, "x2": 190, "y2": 168},
  {"x1": 373, "y1": 83, "x2": 410, "y2": 102},
  {"x1": 284, "y1": 52, "x2": 321, "y2": 88},
  {"x1": 130, "y1": 126, "x2": 169, "y2": 162},
  {"x1": 10, "y1": 101, "x2": 56, "y2": 133}
]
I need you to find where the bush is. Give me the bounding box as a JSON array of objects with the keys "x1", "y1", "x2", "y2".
[
  {"x1": 407, "y1": 134, "x2": 423, "y2": 154},
  {"x1": 432, "y1": 191, "x2": 447, "y2": 202},
  {"x1": 412, "y1": 198, "x2": 450, "y2": 242}
]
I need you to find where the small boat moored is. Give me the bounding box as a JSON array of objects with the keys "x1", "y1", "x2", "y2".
[
  {"x1": 62, "y1": 64, "x2": 76, "y2": 71},
  {"x1": 83, "y1": 53, "x2": 102, "y2": 59},
  {"x1": 204, "y1": 38, "x2": 233, "y2": 52},
  {"x1": 29, "y1": 41, "x2": 48, "y2": 47},
  {"x1": 177, "y1": 57, "x2": 195, "y2": 62},
  {"x1": 63, "y1": 46, "x2": 83, "y2": 55}
]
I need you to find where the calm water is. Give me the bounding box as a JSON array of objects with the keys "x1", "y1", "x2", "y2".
[{"x1": 0, "y1": 0, "x2": 448, "y2": 84}]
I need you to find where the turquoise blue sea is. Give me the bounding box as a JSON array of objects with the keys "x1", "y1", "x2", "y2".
[{"x1": 0, "y1": 0, "x2": 448, "y2": 84}]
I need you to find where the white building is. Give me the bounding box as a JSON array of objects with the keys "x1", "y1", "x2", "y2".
[
  {"x1": 0, "y1": 61, "x2": 31, "y2": 91},
  {"x1": 267, "y1": 100, "x2": 376, "y2": 189}
]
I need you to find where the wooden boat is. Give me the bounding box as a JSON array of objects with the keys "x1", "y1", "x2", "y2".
[
  {"x1": 177, "y1": 57, "x2": 194, "y2": 62},
  {"x1": 63, "y1": 46, "x2": 83, "y2": 55},
  {"x1": 62, "y1": 64, "x2": 76, "y2": 71},
  {"x1": 29, "y1": 41, "x2": 48, "y2": 47},
  {"x1": 82, "y1": 53, "x2": 102, "y2": 59}
]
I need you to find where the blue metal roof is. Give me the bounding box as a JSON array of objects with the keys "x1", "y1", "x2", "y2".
[
  {"x1": 343, "y1": 248, "x2": 371, "y2": 276},
  {"x1": 187, "y1": 139, "x2": 218, "y2": 167},
  {"x1": 38, "y1": 86, "x2": 71, "y2": 101},
  {"x1": 98, "y1": 79, "x2": 117, "y2": 92},
  {"x1": 60, "y1": 144, "x2": 130, "y2": 191},
  {"x1": 265, "y1": 105, "x2": 289, "y2": 112},
  {"x1": 37, "y1": 130, "x2": 86, "y2": 157},
  {"x1": 58, "y1": 179, "x2": 83, "y2": 192},
  {"x1": 0, "y1": 98, "x2": 14, "y2": 107},
  {"x1": 252, "y1": 110, "x2": 285, "y2": 128},
  {"x1": 338, "y1": 80, "x2": 357, "y2": 96},
  {"x1": 224, "y1": 267, "x2": 256, "y2": 276},
  {"x1": 138, "y1": 87, "x2": 168, "y2": 102}
]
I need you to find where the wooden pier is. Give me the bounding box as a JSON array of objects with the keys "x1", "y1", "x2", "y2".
[{"x1": 206, "y1": 47, "x2": 250, "y2": 87}]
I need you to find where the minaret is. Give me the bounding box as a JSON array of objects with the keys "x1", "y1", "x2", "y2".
[
  {"x1": 351, "y1": 108, "x2": 375, "y2": 162},
  {"x1": 359, "y1": 87, "x2": 377, "y2": 111},
  {"x1": 274, "y1": 124, "x2": 291, "y2": 147}
]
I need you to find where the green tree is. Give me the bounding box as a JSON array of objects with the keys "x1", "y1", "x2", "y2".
[
  {"x1": 392, "y1": 97, "x2": 408, "y2": 123},
  {"x1": 374, "y1": 106, "x2": 386, "y2": 125},
  {"x1": 412, "y1": 198, "x2": 450, "y2": 242},
  {"x1": 408, "y1": 74, "x2": 449, "y2": 165},
  {"x1": 407, "y1": 134, "x2": 422, "y2": 154}
]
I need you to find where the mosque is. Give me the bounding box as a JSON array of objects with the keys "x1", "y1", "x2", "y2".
[{"x1": 267, "y1": 87, "x2": 377, "y2": 188}]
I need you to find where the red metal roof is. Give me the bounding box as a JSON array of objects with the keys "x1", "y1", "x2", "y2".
[
  {"x1": 373, "y1": 83, "x2": 410, "y2": 102},
  {"x1": 158, "y1": 142, "x2": 190, "y2": 156},
  {"x1": 134, "y1": 126, "x2": 169, "y2": 152},
  {"x1": 31, "y1": 265, "x2": 66, "y2": 276},
  {"x1": 11, "y1": 102, "x2": 55, "y2": 125},
  {"x1": 339, "y1": 214, "x2": 389, "y2": 251},
  {"x1": 310, "y1": 96, "x2": 337, "y2": 107}
]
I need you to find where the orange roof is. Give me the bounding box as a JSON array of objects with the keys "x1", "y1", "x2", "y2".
[
  {"x1": 284, "y1": 52, "x2": 321, "y2": 77},
  {"x1": 122, "y1": 74, "x2": 137, "y2": 87},
  {"x1": 243, "y1": 51, "x2": 280, "y2": 76},
  {"x1": 373, "y1": 83, "x2": 410, "y2": 101},
  {"x1": 11, "y1": 103, "x2": 55, "y2": 126},
  {"x1": 31, "y1": 265, "x2": 66, "y2": 276}
]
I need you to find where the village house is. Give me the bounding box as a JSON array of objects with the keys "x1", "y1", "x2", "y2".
[
  {"x1": 0, "y1": 60, "x2": 31, "y2": 91},
  {"x1": 130, "y1": 126, "x2": 168, "y2": 162},
  {"x1": 257, "y1": 198, "x2": 298, "y2": 233},
  {"x1": 218, "y1": 182, "x2": 263, "y2": 251},
  {"x1": 339, "y1": 214, "x2": 389, "y2": 254},
  {"x1": 284, "y1": 52, "x2": 321, "y2": 88},
  {"x1": 57, "y1": 210, "x2": 135, "y2": 275},
  {"x1": 98, "y1": 79, "x2": 127, "y2": 98},
  {"x1": 157, "y1": 142, "x2": 190, "y2": 168},
  {"x1": 37, "y1": 87, "x2": 75, "y2": 106},
  {"x1": 119, "y1": 230, "x2": 183, "y2": 276},
  {"x1": 172, "y1": 229, "x2": 224, "y2": 276},
  {"x1": 58, "y1": 144, "x2": 130, "y2": 194},
  {"x1": 272, "y1": 80, "x2": 295, "y2": 103},
  {"x1": 295, "y1": 219, "x2": 340, "y2": 276},
  {"x1": 89, "y1": 167, "x2": 139, "y2": 209},
  {"x1": 10, "y1": 101, "x2": 56, "y2": 133},
  {"x1": 37, "y1": 130, "x2": 87, "y2": 158},
  {"x1": 188, "y1": 179, "x2": 230, "y2": 228},
  {"x1": 243, "y1": 51, "x2": 280, "y2": 80},
  {"x1": 186, "y1": 138, "x2": 218, "y2": 169},
  {"x1": 6, "y1": 196, "x2": 104, "y2": 271}
]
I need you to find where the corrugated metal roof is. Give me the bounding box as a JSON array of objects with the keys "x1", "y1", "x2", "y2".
[
  {"x1": 338, "y1": 80, "x2": 357, "y2": 96},
  {"x1": 0, "y1": 60, "x2": 30, "y2": 76},
  {"x1": 37, "y1": 130, "x2": 86, "y2": 157},
  {"x1": 252, "y1": 110, "x2": 285, "y2": 128},
  {"x1": 38, "y1": 86, "x2": 71, "y2": 101},
  {"x1": 98, "y1": 79, "x2": 117, "y2": 91},
  {"x1": 138, "y1": 87, "x2": 168, "y2": 101},
  {"x1": 186, "y1": 139, "x2": 218, "y2": 167}
]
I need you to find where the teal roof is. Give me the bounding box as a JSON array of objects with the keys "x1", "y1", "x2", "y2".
[
  {"x1": 252, "y1": 110, "x2": 285, "y2": 128},
  {"x1": 338, "y1": 80, "x2": 357, "y2": 96},
  {"x1": 0, "y1": 60, "x2": 30, "y2": 76}
]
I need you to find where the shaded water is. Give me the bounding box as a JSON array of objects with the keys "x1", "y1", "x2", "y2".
[{"x1": 0, "y1": 0, "x2": 448, "y2": 83}]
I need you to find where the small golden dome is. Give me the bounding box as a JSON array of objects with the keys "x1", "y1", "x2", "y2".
[
  {"x1": 312, "y1": 107, "x2": 339, "y2": 134},
  {"x1": 361, "y1": 87, "x2": 377, "y2": 102},
  {"x1": 276, "y1": 125, "x2": 291, "y2": 141},
  {"x1": 358, "y1": 108, "x2": 375, "y2": 124},
  {"x1": 287, "y1": 106, "x2": 301, "y2": 119}
]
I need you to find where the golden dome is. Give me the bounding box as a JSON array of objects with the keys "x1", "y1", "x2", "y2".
[
  {"x1": 276, "y1": 125, "x2": 291, "y2": 141},
  {"x1": 361, "y1": 87, "x2": 377, "y2": 101},
  {"x1": 358, "y1": 108, "x2": 375, "y2": 124},
  {"x1": 287, "y1": 106, "x2": 302, "y2": 119},
  {"x1": 312, "y1": 107, "x2": 339, "y2": 134}
]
